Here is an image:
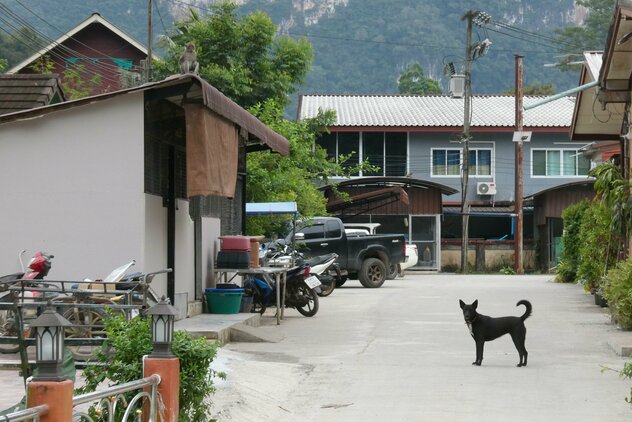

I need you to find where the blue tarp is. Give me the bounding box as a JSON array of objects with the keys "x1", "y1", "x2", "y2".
[{"x1": 245, "y1": 202, "x2": 297, "y2": 215}]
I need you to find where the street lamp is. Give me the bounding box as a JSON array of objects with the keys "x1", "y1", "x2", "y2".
[
  {"x1": 146, "y1": 297, "x2": 178, "y2": 358},
  {"x1": 30, "y1": 306, "x2": 72, "y2": 381}
]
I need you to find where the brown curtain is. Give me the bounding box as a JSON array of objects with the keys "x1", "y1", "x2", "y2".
[{"x1": 184, "y1": 104, "x2": 238, "y2": 198}]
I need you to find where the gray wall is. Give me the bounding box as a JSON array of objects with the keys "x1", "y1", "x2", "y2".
[{"x1": 409, "y1": 131, "x2": 591, "y2": 203}]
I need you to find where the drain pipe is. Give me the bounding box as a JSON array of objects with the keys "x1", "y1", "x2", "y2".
[{"x1": 524, "y1": 80, "x2": 599, "y2": 110}]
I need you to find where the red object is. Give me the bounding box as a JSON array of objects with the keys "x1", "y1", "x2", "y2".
[{"x1": 219, "y1": 236, "x2": 251, "y2": 251}]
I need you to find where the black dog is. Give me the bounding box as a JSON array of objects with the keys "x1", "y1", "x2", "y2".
[{"x1": 459, "y1": 299, "x2": 532, "y2": 367}]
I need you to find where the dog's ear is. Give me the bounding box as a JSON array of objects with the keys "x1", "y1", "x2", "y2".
[
  {"x1": 472, "y1": 299, "x2": 478, "y2": 309},
  {"x1": 459, "y1": 299, "x2": 465, "y2": 309}
]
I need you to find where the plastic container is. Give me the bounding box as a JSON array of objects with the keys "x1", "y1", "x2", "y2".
[
  {"x1": 216, "y1": 250, "x2": 250, "y2": 269},
  {"x1": 240, "y1": 295, "x2": 253, "y2": 313},
  {"x1": 219, "y1": 236, "x2": 251, "y2": 251},
  {"x1": 205, "y1": 288, "x2": 244, "y2": 314}
]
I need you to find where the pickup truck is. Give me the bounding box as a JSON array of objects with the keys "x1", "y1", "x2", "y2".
[{"x1": 289, "y1": 217, "x2": 406, "y2": 288}]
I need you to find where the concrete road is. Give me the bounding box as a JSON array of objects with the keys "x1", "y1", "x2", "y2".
[{"x1": 211, "y1": 273, "x2": 632, "y2": 421}]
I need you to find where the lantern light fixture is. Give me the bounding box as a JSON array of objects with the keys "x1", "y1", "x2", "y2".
[
  {"x1": 30, "y1": 305, "x2": 72, "y2": 382},
  {"x1": 146, "y1": 296, "x2": 178, "y2": 358}
]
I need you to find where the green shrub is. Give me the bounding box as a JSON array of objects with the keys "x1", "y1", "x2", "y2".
[
  {"x1": 78, "y1": 312, "x2": 224, "y2": 421},
  {"x1": 576, "y1": 202, "x2": 620, "y2": 292},
  {"x1": 602, "y1": 258, "x2": 632, "y2": 330},
  {"x1": 555, "y1": 200, "x2": 589, "y2": 283}
]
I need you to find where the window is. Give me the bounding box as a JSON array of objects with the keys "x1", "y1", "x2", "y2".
[
  {"x1": 325, "y1": 220, "x2": 342, "y2": 238},
  {"x1": 337, "y1": 132, "x2": 360, "y2": 176},
  {"x1": 315, "y1": 131, "x2": 408, "y2": 177},
  {"x1": 300, "y1": 224, "x2": 325, "y2": 240},
  {"x1": 532, "y1": 149, "x2": 590, "y2": 177},
  {"x1": 432, "y1": 148, "x2": 492, "y2": 177}
]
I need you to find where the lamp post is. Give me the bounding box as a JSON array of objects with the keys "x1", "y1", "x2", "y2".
[
  {"x1": 143, "y1": 297, "x2": 180, "y2": 421},
  {"x1": 146, "y1": 297, "x2": 178, "y2": 358},
  {"x1": 30, "y1": 306, "x2": 71, "y2": 382},
  {"x1": 27, "y1": 305, "x2": 74, "y2": 422}
]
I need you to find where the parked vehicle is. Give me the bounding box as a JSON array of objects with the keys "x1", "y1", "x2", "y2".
[
  {"x1": 289, "y1": 217, "x2": 406, "y2": 288},
  {"x1": 262, "y1": 241, "x2": 339, "y2": 297},
  {"x1": 243, "y1": 261, "x2": 321, "y2": 317},
  {"x1": 344, "y1": 223, "x2": 418, "y2": 278}
]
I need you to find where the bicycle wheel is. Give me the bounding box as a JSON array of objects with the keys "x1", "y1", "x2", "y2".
[{"x1": 63, "y1": 307, "x2": 111, "y2": 361}]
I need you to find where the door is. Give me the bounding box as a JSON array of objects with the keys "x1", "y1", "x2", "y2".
[{"x1": 410, "y1": 215, "x2": 439, "y2": 270}]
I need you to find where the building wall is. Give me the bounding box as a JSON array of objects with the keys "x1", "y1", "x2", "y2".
[
  {"x1": 0, "y1": 94, "x2": 146, "y2": 279},
  {"x1": 408, "y1": 131, "x2": 592, "y2": 203}
]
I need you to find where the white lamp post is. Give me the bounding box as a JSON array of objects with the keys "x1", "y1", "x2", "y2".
[{"x1": 30, "y1": 306, "x2": 72, "y2": 381}]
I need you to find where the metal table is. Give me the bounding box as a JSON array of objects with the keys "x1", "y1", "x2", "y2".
[{"x1": 214, "y1": 266, "x2": 291, "y2": 325}]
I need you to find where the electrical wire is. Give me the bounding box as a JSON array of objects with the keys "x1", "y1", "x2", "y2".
[{"x1": 2, "y1": 2, "x2": 141, "y2": 84}]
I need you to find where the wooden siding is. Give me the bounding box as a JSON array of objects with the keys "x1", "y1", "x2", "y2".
[
  {"x1": 330, "y1": 186, "x2": 442, "y2": 215},
  {"x1": 17, "y1": 23, "x2": 145, "y2": 95},
  {"x1": 533, "y1": 185, "x2": 595, "y2": 226},
  {"x1": 0, "y1": 74, "x2": 64, "y2": 115}
]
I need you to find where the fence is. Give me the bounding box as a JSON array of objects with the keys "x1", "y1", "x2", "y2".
[{"x1": 72, "y1": 374, "x2": 161, "y2": 422}]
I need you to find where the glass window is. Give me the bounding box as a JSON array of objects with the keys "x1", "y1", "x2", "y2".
[
  {"x1": 477, "y1": 150, "x2": 491, "y2": 176},
  {"x1": 338, "y1": 132, "x2": 359, "y2": 176},
  {"x1": 446, "y1": 150, "x2": 460, "y2": 175},
  {"x1": 325, "y1": 220, "x2": 342, "y2": 238},
  {"x1": 363, "y1": 132, "x2": 384, "y2": 176},
  {"x1": 300, "y1": 224, "x2": 325, "y2": 240},
  {"x1": 533, "y1": 150, "x2": 546, "y2": 176},
  {"x1": 385, "y1": 132, "x2": 407, "y2": 176},
  {"x1": 532, "y1": 149, "x2": 590, "y2": 176},
  {"x1": 547, "y1": 150, "x2": 560, "y2": 176},
  {"x1": 432, "y1": 149, "x2": 446, "y2": 176},
  {"x1": 316, "y1": 132, "x2": 336, "y2": 161}
]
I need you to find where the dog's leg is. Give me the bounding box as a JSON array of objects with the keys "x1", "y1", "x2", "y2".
[
  {"x1": 473, "y1": 340, "x2": 484, "y2": 366},
  {"x1": 510, "y1": 329, "x2": 528, "y2": 367}
]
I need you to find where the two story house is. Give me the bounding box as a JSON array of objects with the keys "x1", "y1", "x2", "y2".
[{"x1": 298, "y1": 94, "x2": 589, "y2": 270}]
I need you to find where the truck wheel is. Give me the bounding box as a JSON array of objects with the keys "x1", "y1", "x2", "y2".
[
  {"x1": 386, "y1": 263, "x2": 398, "y2": 280},
  {"x1": 359, "y1": 258, "x2": 386, "y2": 288}
]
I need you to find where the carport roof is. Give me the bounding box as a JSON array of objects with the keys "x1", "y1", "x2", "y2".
[
  {"x1": 0, "y1": 74, "x2": 289, "y2": 155},
  {"x1": 322, "y1": 176, "x2": 458, "y2": 196}
]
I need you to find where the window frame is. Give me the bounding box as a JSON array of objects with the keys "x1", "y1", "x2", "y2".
[
  {"x1": 530, "y1": 147, "x2": 591, "y2": 178},
  {"x1": 430, "y1": 147, "x2": 494, "y2": 178}
]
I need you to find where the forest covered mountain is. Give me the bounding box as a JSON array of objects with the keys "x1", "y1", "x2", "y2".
[{"x1": 0, "y1": 0, "x2": 592, "y2": 101}]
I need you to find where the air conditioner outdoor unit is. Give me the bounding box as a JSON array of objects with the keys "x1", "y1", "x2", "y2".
[
  {"x1": 449, "y1": 74, "x2": 465, "y2": 98},
  {"x1": 477, "y1": 181, "x2": 497, "y2": 195}
]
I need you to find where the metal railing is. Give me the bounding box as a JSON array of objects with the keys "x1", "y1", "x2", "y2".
[
  {"x1": 1, "y1": 404, "x2": 48, "y2": 421},
  {"x1": 72, "y1": 374, "x2": 161, "y2": 422}
]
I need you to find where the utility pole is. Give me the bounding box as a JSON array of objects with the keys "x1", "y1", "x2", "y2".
[
  {"x1": 514, "y1": 55, "x2": 524, "y2": 274},
  {"x1": 146, "y1": 0, "x2": 153, "y2": 83},
  {"x1": 460, "y1": 10, "x2": 475, "y2": 274}
]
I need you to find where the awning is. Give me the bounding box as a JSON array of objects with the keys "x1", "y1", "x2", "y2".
[
  {"x1": 326, "y1": 186, "x2": 409, "y2": 213},
  {"x1": 246, "y1": 202, "x2": 298, "y2": 215}
]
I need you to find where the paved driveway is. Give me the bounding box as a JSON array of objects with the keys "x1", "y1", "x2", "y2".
[{"x1": 212, "y1": 273, "x2": 632, "y2": 421}]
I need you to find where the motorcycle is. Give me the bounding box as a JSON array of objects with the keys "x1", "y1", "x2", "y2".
[
  {"x1": 243, "y1": 261, "x2": 321, "y2": 317},
  {"x1": 0, "y1": 251, "x2": 55, "y2": 354},
  {"x1": 262, "y1": 241, "x2": 339, "y2": 297}
]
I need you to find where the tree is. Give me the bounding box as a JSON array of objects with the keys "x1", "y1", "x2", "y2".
[
  {"x1": 502, "y1": 83, "x2": 556, "y2": 95},
  {"x1": 153, "y1": 2, "x2": 313, "y2": 109},
  {"x1": 554, "y1": 0, "x2": 616, "y2": 68},
  {"x1": 246, "y1": 100, "x2": 376, "y2": 236},
  {"x1": 30, "y1": 55, "x2": 101, "y2": 100},
  {"x1": 397, "y1": 63, "x2": 441, "y2": 94},
  {"x1": 0, "y1": 58, "x2": 6, "y2": 73}
]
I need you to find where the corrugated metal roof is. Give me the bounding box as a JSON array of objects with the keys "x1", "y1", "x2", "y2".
[
  {"x1": 583, "y1": 51, "x2": 603, "y2": 81},
  {"x1": 0, "y1": 74, "x2": 65, "y2": 115},
  {"x1": 298, "y1": 94, "x2": 575, "y2": 128}
]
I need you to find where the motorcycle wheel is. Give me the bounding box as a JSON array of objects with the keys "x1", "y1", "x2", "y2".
[
  {"x1": 317, "y1": 281, "x2": 335, "y2": 297},
  {"x1": 294, "y1": 284, "x2": 319, "y2": 317},
  {"x1": 250, "y1": 294, "x2": 266, "y2": 315},
  {"x1": 335, "y1": 276, "x2": 347, "y2": 287}
]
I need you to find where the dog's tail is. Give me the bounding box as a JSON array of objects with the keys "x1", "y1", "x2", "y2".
[{"x1": 517, "y1": 300, "x2": 532, "y2": 321}]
